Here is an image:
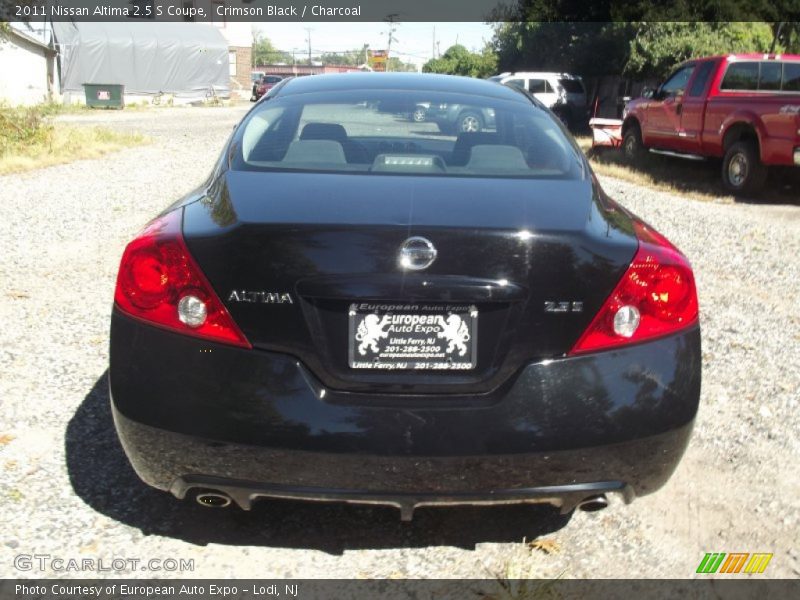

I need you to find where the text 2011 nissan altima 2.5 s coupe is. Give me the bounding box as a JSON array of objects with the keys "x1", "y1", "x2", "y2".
[{"x1": 110, "y1": 73, "x2": 700, "y2": 520}]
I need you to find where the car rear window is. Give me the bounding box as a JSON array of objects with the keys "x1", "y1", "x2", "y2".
[
  {"x1": 721, "y1": 60, "x2": 800, "y2": 91},
  {"x1": 233, "y1": 89, "x2": 584, "y2": 179},
  {"x1": 558, "y1": 79, "x2": 585, "y2": 94}
]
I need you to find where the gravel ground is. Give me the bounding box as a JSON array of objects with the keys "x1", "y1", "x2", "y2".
[{"x1": 1, "y1": 106, "x2": 798, "y2": 580}]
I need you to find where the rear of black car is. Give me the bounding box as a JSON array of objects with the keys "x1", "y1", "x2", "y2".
[{"x1": 109, "y1": 74, "x2": 700, "y2": 519}]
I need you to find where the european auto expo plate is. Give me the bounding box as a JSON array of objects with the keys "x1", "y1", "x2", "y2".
[{"x1": 348, "y1": 303, "x2": 478, "y2": 370}]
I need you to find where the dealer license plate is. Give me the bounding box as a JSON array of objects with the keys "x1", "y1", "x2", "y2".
[{"x1": 348, "y1": 303, "x2": 478, "y2": 370}]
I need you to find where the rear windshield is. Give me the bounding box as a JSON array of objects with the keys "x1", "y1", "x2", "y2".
[
  {"x1": 232, "y1": 89, "x2": 583, "y2": 179},
  {"x1": 558, "y1": 79, "x2": 585, "y2": 94}
]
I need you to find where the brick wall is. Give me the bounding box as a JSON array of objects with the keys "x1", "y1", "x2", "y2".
[{"x1": 230, "y1": 46, "x2": 252, "y2": 96}]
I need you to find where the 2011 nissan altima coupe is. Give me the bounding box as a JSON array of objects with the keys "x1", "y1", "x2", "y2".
[{"x1": 110, "y1": 73, "x2": 701, "y2": 520}]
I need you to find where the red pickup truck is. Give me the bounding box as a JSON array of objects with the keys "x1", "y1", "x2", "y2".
[{"x1": 622, "y1": 53, "x2": 800, "y2": 194}]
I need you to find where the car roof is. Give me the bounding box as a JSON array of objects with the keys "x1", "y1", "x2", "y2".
[
  {"x1": 496, "y1": 72, "x2": 582, "y2": 79},
  {"x1": 680, "y1": 53, "x2": 800, "y2": 64},
  {"x1": 275, "y1": 72, "x2": 530, "y2": 103}
]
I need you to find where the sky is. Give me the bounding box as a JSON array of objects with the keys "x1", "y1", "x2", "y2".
[{"x1": 254, "y1": 22, "x2": 495, "y2": 69}]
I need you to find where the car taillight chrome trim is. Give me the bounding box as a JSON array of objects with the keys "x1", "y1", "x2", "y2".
[
  {"x1": 569, "y1": 220, "x2": 698, "y2": 355},
  {"x1": 114, "y1": 209, "x2": 251, "y2": 348}
]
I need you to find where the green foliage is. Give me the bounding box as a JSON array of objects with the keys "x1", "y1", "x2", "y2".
[
  {"x1": 0, "y1": 103, "x2": 54, "y2": 156},
  {"x1": 0, "y1": 22, "x2": 10, "y2": 37},
  {"x1": 251, "y1": 31, "x2": 291, "y2": 66},
  {"x1": 625, "y1": 22, "x2": 776, "y2": 78},
  {"x1": 773, "y1": 22, "x2": 800, "y2": 53},
  {"x1": 386, "y1": 57, "x2": 418, "y2": 72},
  {"x1": 492, "y1": 0, "x2": 799, "y2": 22},
  {"x1": 491, "y1": 19, "x2": 789, "y2": 80},
  {"x1": 320, "y1": 46, "x2": 368, "y2": 66},
  {"x1": 492, "y1": 22, "x2": 633, "y2": 78},
  {"x1": 423, "y1": 44, "x2": 498, "y2": 78}
]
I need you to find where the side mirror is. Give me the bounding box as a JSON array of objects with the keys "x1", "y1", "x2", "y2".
[{"x1": 642, "y1": 88, "x2": 654, "y2": 99}]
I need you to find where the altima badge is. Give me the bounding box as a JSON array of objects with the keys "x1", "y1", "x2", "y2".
[
  {"x1": 228, "y1": 291, "x2": 294, "y2": 304},
  {"x1": 544, "y1": 301, "x2": 583, "y2": 313},
  {"x1": 399, "y1": 237, "x2": 437, "y2": 271}
]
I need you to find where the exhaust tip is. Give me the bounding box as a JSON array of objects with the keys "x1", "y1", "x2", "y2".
[
  {"x1": 195, "y1": 492, "x2": 232, "y2": 508},
  {"x1": 577, "y1": 494, "x2": 608, "y2": 512}
]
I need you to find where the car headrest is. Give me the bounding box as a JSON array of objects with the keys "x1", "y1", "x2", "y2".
[
  {"x1": 451, "y1": 132, "x2": 501, "y2": 166},
  {"x1": 282, "y1": 140, "x2": 347, "y2": 164},
  {"x1": 466, "y1": 145, "x2": 529, "y2": 171},
  {"x1": 300, "y1": 122, "x2": 348, "y2": 142}
]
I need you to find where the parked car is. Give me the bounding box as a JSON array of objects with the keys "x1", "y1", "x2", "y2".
[
  {"x1": 622, "y1": 53, "x2": 800, "y2": 194},
  {"x1": 425, "y1": 102, "x2": 497, "y2": 134},
  {"x1": 110, "y1": 73, "x2": 700, "y2": 520},
  {"x1": 489, "y1": 72, "x2": 588, "y2": 129},
  {"x1": 251, "y1": 74, "x2": 283, "y2": 102}
]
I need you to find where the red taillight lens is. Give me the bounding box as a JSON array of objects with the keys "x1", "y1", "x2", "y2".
[
  {"x1": 114, "y1": 210, "x2": 251, "y2": 348},
  {"x1": 569, "y1": 220, "x2": 698, "y2": 355}
]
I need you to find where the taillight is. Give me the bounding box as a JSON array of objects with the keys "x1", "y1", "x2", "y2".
[
  {"x1": 114, "y1": 209, "x2": 251, "y2": 348},
  {"x1": 569, "y1": 220, "x2": 698, "y2": 355}
]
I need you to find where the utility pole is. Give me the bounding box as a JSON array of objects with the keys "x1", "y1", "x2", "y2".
[
  {"x1": 432, "y1": 25, "x2": 436, "y2": 59},
  {"x1": 304, "y1": 27, "x2": 313, "y2": 66},
  {"x1": 384, "y1": 14, "x2": 399, "y2": 72}
]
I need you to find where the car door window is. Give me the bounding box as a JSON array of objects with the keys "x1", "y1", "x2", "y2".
[
  {"x1": 688, "y1": 61, "x2": 715, "y2": 97},
  {"x1": 528, "y1": 79, "x2": 547, "y2": 94},
  {"x1": 661, "y1": 65, "x2": 696, "y2": 96},
  {"x1": 721, "y1": 62, "x2": 759, "y2": 90},
  {"x1": 505, "y1": 79, "x2": 525, "y2": 90}
]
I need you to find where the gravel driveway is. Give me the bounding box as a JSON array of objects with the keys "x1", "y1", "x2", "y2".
[{"x1": 1, "y1": 106, "x2": 798, "y2": 579}]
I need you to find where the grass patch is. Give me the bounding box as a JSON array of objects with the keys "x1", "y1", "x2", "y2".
[
  {"x1": 576, "y1": 135, "x2": 800, "y2": 204},
  {"x1": 0, "y1": 103, "x2": 147, "y2": 175}
]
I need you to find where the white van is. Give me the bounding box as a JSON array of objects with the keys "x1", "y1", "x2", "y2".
[{"x1": 488, "y1": 72, "x2": 588, "y2": 129}]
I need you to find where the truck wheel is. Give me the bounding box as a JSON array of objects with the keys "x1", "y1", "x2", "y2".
[
  {"x1": 722, "y1": 141, "x2": 767, "y2": 196},
  {"x1": 622, "y1": 125, "x2": 646, "y2": 164}
]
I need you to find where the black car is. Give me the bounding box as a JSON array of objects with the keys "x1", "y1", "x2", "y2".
[{"x1": 110, "y1": 73, "x2": 701, "y2": 520}]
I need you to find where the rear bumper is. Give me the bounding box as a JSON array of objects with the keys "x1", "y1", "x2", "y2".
[{"x1": 110, "y1": 311, "x2": 701, "y2": 517}]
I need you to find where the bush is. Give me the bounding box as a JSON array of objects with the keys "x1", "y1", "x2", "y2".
[{"x1": 0, "y1": 103, "x2": 55, "y2": 156}]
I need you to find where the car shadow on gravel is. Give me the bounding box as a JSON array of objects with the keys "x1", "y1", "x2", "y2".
[{"x1": 66, "y1": 372, "x2": 573, "y2": 553}]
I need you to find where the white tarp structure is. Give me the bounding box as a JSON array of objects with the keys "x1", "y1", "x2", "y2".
[{"x1": 52, "y1": 22, "x2": 230, "y2": 101}]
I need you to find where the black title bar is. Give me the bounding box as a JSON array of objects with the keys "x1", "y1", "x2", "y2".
[{"x1": 1, "y1": 0, "x2": 799, "y2": 23}]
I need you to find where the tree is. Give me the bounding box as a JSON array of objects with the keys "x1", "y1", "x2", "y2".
[
  {"x1": 319, "y1": 48, "x2": 364, "y2": 66},
  {"x1": 625, "y1": 22, "x2": 776, "y2": 78},
  {"x1": 422, "y1": 44, "x2": 498, "y2": 78},
  {"x1": 251, "y1": 31, "x2": 291, "y2": 66},
  {"x1": 387, "y1": 56, "x2": 418, "y2": 72},
  {"x1": 491, "y1": 20, "x2": 785, "y2": 80},
  {"x1": 492, "y1": 22, "x2": 633, "y2": 78}
]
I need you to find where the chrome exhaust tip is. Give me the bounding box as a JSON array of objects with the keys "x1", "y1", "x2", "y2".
[
  {"x1": 577, "y1": 494, "x2": 608, "y2": 512},
  {"x1": 195, "y1": 492, "x2": 232, "y2": 508}
]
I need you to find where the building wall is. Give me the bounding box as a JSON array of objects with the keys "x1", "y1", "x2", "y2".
[
  {"x1": 229, "y1": 45, "x2": 252, "y2": 93},
  {"x1": 0, "y1": 35, "x2": 51, "y2": 106}
]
